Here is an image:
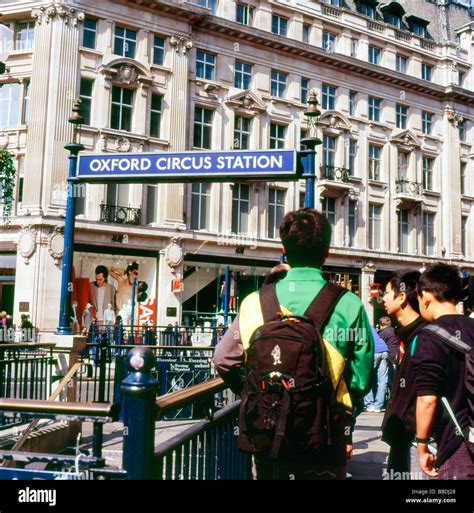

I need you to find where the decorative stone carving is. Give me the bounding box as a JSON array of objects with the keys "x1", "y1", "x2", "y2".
[
  {"x1": 389, "y1": 129, "x2": 422, "y2": 152},
  {"x1": 225, "y1": 91, "x2": 267, "y2": 115},
  {"x1": 319, "y1": 111, "x2": 352, "y2": 133},
  {"x1": 18, "y1": 225, "x2": 37, "y2": 265},
  {"x1": 446, "y1": 107, "x2": 464, "y2": 128},
  {"x1": 48, "y1": 225, "x2": 65, "y2": 265},
  {"x1": 164, "y1": 238, "x2": 183, "y2": 269},
  {"x1": 117, "y1": 65, "x2": 139, "y2": 86},
  {"x1": 32, "y1": 3, "x2": 85, "y2": 26},
  {"x1": 116, "y1": 137, "x2": 131, "y2": 152},
  {"x1": 170, "y1": 35, "x2": 193, "y2": 55}
]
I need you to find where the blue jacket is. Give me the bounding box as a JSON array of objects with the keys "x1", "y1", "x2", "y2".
[{"x1": 372, "y1": 326, "x2": 388, "y2": 354}]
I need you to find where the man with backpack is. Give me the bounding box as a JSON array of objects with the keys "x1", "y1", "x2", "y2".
[
  {"x1": 412, "y1": 263, "x2": 474, "y2": 479},
  {"x1": 214, "y1": 208, "x2": 373, "y2": 480}
]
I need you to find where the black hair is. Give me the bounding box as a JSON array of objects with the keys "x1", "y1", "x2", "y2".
[
  {"x1": 279, "y1": 208, "x2": 331, "y2": 268},
  {"x1": 388, "y1": 270, "x2": 421, "y2": 314},
  {"x1": 95, "y1": 265, "x2": 109, "y2": 279},
  {"x1": 417, "y1": 263, "x2": 463, "y2": 304},
  {"x1": 126, "y1": 261, "x2": 139, "y2": 276},
  {"x1": 379, "y1": 316, "x2": 392, "y2": 328}
]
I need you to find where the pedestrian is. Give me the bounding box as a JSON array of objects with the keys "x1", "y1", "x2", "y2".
[
  {"x1": 412, "y1": 263, "x2": 474, "y2": 479},
  {"x1": 378, "y1": 316, "x2": 399, "y2": 367},
  {"x1": 363, "y1": 326, "x2": 389, "y2": 413},
  {"x1": 381, "y1": 270, "x2": 427, "y2": 478},
  {"x1": 214, "y1": 208, "x2": 373, "y2": 480}
]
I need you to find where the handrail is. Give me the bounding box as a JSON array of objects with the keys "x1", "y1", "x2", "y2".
[
  {"x1": 156, "y1": 377, "x2": 225, "y2": 419},
  {"x1": 0, "y1": 343, "x2": 55, "y2": 349},
  {"x1": 84, "y1": 344, "x2": 214, "y2": 350},
  {"x1": 0, "y1": 398, "x2": 118, "y2": 420}
]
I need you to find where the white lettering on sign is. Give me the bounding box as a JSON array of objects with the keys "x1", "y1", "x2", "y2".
[
  {"x1": 89, "y1": 158, "x2": 152, "y2": 173},
  {"x1": 216, "y1": 155, "x2": 282, "y2": 170}
]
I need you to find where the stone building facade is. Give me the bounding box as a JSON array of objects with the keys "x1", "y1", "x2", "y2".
[{"x1": 0, "y1": 0, "x2": 473, "y2": 332}]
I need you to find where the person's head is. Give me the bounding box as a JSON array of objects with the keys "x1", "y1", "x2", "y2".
[
  {"x1": 95, "y1": 265, "x2": 109, "y2": 286},
  {"x1": 279, "y1": 208, "x2": 331, "y2": 268},
  {"x1": 378, "y1": 316, "x2": 392, "y2": 329},
  {"x1": 383, "y1": 270, "x2": 421, "y2": 320},
  {"x1": 417, "y1": 263, "x2": 463, "y2": 321},
  {"x1": 126, "y1": 261, "x2": 139, "y2": 276}
]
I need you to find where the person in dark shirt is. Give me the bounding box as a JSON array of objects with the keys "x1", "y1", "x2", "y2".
[
  {"x1": 412, "y1": 263, "x2": 474, "y2": 479},
  {"x1": 378, "y1": 316, "x2": 399, "y2": 366},
  {"x1": 381, "y1": 270, "x2": 427, "y2": 478}
]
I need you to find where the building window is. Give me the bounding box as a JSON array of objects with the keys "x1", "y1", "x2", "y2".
[
  {"x1": 359, "y1": 2, "x2": 376, "y2": 18},
  {"x1": 153, "y1": 36, "x2": 165, "y2": 66},
  {"x1": 302, "y1": 24, "x2": 310, "y2": 43},
  {"x1": 80, "y1": 79, "x2": 94, "y2": 126},
  {"x1": 23, "y1": 80, "x2": 30, "y2": 124},
  {"x1": 422, "y1": 63, "x2": 432, "y2": 82},
  {"x1": 301, "y1": 78, "x2": 309, "y2": 104},
  {"x1": 368, "y1": 46, "x2": 381, "y2": 66},
  {"x1": 422, "y1": 111, "x2": 433, "y2": 135},
  {"x1": 458, "y1": 121, "x2": 466, "y2": 142},
  {"x1": 82, "y1": 18, "x2": 97, "y2": 49},
  {"x1": 234, "y1": 116, "x2": 251, "y2": 150},
  {"x1": 107, "y1": 183, "x2": 130, "y2": 208},
  {"x1": 423, "y1": 157, "x2": 434, "y2": 191},
  {"x1": 16, "y1": 21, "x2": 35, "y2": 51},
  {"x1": 197, "y1": 0, "x2": 217, "y2": 15},
  {"x1": 398, "y1": 209, "x2": 409, "y2": 253},
  {"x1": 236, "y1": 3, "x2": 254, "y2": 25},
  {"x1": 0, "y1": 83, "x2": 21, "y2": 128},
  {"x1": 321, "y1": 197, "x2": 336, "y2": 228},
  {"x1": 348, "y1": 139, "x2": 356, "y2": 176},
  {"x1": 396, "y1": 104, "x2": 408, "y2": 129},
  {"x1": 272, "y1": 15, "x2": 288, "y2": 37},
  {"x1": 368, "y1": 144, "x2": 381, "y2": 180},
  {"x1": 459, "y1": 72, "x2": 465, "y2": 88},
  {"x1": 386, "y1": 13, "x2": 401, "y2": 28},
  {"x1": 368, "y1": 97, "x2": 381, "y2": 122},
  {"x1": 300, "y1": 129, "x2": 308, "y2": 150},
  {"x1": 146, "y1": 185, "x2": 158, "y2": 225},
  {"x1": 396, "y1": 54, "x2": 407, "y2": 74},
  {"x1": 234, "y1": 61, "x2": 252, "y2": 90},
  {"x1": 232, "y1": 183, "x2": 250, "y2": 234},
  {"x1": 150, "y1": 94, "x2": 163, "y2": 138},
  {"x1": 196, "y1": 50, "x2": 216, "y2": 81},
  {"x1": 398, "y1": 151, "x2": 409, "y2": 179},
  {"x1": 191, "y1": 183, "x2": 211, "y2": 230},
  {"x1": 423, "y1": 212, "x2": 435, "y2": 256},
  {"x1": 460, "y1": 161, "x2": 467, "y2": 195},
  {"x1": 351, "y1": 39, "x2": 358, "y2": 58},
  {"x1": 114, "y1": 26, "x2": 137, "y2": 58},
  {"x1": 411, "y1": 22, "x2": 427, "y2": 38},
  {"x1": 349, "y1": 90, "x2": 357, "y2": 116},
  {"x1": 461, "y1": 216, "x2": 468, "y2": 256},
  {"x1": 323, "y1": 135, "x2": 336, "y2": 168},
  {"x1": 300, "y1": 191, "x2": 306, "y2": 209},
  {"x1": 268, "y1": 188, "x2": 285, "y2": 239},
  {"x1": 322, "y1": 31, "x2": 336, "y2": 52},
  {"x1": 324, "y1": 0, "x2": 340, "y2": 5},
  {"x1": 348, "y1": 200, "x2": 357, "y2": 247},
  {"x1": 368, "y1": 204, "x2": 382, "y2": 250},
  {"x1": 111, "y1": 86, "x2": 133, "y2": 132},
  {"x1": 322, "y1": 83, "x2": 336, "y2": 110},
  {"x1": 270, "y1": 123, "x2": 286, "y2": 149},
  {"x1": 193, "y1": 106, "x2": 213, "y2": 149},
  {"x1": 271, "y1": 70, "x2": 287, "y2": 98}
]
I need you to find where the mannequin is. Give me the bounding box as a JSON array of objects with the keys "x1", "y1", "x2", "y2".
[
  {"x1": 82, "y1": 303, "x2": 92, "y2": 334},
  {"x1": 104, "y1": 303, "x2": 115, "y2": 326}
]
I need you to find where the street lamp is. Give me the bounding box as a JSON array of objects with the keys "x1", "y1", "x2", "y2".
[
  {"x1": 301, "y1": 90, "x2": 323, "y2": 208},
  {"x1": 56, "y1": 100, "x2": 85, "y2": 334}
]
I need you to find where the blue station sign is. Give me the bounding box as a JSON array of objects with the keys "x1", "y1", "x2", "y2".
[{"x1": 76, "y1": 150, "x2": 298, "y2": 183}]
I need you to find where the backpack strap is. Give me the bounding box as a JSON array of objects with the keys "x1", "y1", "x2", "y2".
[
  {"x1": 421, "y1": 325, "x2": 471, "y2": 354},
  {"x1": 304, "y1": 283, "x2": 348, "y2": 332},
  {"x1": 259, "y1": 284, "x2": 281, "y2": 323}
]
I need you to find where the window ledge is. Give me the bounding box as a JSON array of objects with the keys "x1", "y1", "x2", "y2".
[
  {"x1": 262, "y1": 95, "x2": 298, "y2": 108},
  {"x1": 348, "y1": 176, "x2": 363, "y2": 184},
  {"x1": 420, "y1": 134, "x2": 442, "y2": 143},
  {"x1": 10, "y1": 49, "x2": 33, "y2": 56},
  {"x1": 368, "y1": 121, "x2": 389, "y2": 130},
  {"x1": 368, "y1": 179, "x2": 387, "y2": 187},
  {"x1": 150, "y1": 64, "x2": 172, "y2": 74},
  {"x1": 423, "y1": 190, "x2": 441, "y2": 197},
  {"x1": 79, "y1": 47, "x2": 103, "y2": 56},
  {"x1": 461, "y1": 194, "x2": 474, "y2": 201}
]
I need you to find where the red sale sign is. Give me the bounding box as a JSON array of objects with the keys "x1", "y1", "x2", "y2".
[{"x1": 137, "y1": 299, "x2": 157, "y2": 326}]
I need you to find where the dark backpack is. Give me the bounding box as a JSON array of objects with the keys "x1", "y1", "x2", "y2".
[
  {"x1": 421, "y1": 324, "x2": 474, "y2": 457},
  {"x1": 238, "y1": 282, "x2": 348, "y2": 460}
]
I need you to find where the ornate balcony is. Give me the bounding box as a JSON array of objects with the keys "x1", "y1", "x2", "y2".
[
  {"x1": 394, "y1": 180, "x2": 424, "y2": 209},
  {"x1": 100, "y1": 204, "x2": 141, "y2": 225},
  {"x1": 367, "y1": 20, "x2": 386, "y2": 33},
  {"x1": 318, "y1": 166, "x2": 352, "y2": 198},
  {"x1": 322, "y1": 5, "x2": 342, "y2": 18}
]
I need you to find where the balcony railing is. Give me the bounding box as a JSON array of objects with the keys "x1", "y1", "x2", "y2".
[
  {"x1": 395, "y1": 179, "x2": 423, "y2": 197},
  {"x1": 395, "y1": 29, "x2": 411, "y2": 42},
  {"x1": 367, "y1": 20, "x2": 386, "y2": 33},
  {"x1": 100, "y1": 204, "x2": 141, "y2": 225},
  {"x1": 322, "y1": 5, "x2": 342, "y2": 18},
  {"x1": 321, "y1": 166, "x2": 350, "y2": 182}
]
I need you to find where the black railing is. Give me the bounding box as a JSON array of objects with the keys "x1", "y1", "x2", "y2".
[
  {"x1": 100, "y1": 204, "x2": 141, "y2": 225},
  {"x1": 321, "y1": 166, "x2": 350, "y2": 182},
  {"x1": 395, "y1": 179, "x2": 423, "y2": 197}
]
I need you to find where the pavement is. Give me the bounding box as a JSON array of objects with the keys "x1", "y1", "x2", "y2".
[{"x1": 79, "y1": 410, "x2": 389, "y2": 479}]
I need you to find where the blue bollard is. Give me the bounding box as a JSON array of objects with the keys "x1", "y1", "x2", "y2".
[{"x1": 121, "y1": 347, "x2": 158, "y2": 480}]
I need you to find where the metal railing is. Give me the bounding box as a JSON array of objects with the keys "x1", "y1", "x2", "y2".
[
  {"x1": 321, "y1": 165, "x2": 350, "y2": 182},
  {"x1": 100, "y1": 204, "x2": 141, "y2": 225},
  {"x1": 395, "y1": 179, "x2": 423, "y2": 197}
]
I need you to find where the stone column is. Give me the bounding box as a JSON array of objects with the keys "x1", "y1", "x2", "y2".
[
  {"x1": 361, "y1": 262, "x2": 376, "y2": 324},
  {"x1": 161, "y1": 35, "x2": 193, "y2": 228}
]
